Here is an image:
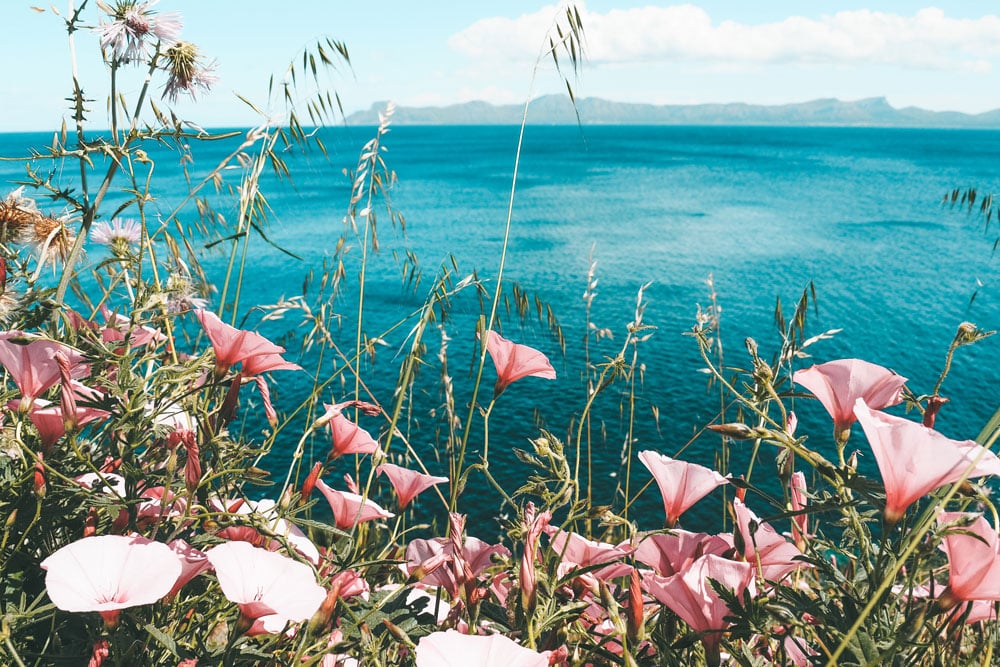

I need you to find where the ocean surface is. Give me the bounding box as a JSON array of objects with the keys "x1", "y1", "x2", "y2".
[{"x1": 2, "y1": 124, "x2": 1000, "y2": 534}]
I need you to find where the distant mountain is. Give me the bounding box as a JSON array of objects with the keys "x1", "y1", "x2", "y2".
[{"x1": 345, "y1": 95, "x2": 1000, "y2": 129}]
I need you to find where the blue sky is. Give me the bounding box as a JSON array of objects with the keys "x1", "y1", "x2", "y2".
[{"x1": 2, "y1": 1, "x2": 1000, "y2": 131}]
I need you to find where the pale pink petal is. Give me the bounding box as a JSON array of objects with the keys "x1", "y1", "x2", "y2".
[
  {"x1": 793, "y1": 358, "x2": 906, "y2": 438},
  {"x1": 41, "y1": 535, "x2": 181, "y2": 614},
  {"x1": 638, "y1": 451, "x2": 728, "y2": 526},
  {"x1": 323, "y1": 404, "x2": 380, "y2": 459},
  {"x1": 733, "y1": 498, "x2": 807, "y2": 583},
  {"x1": 0, "y1": 334, "x2": 89, "y2": 403},
  {"x1": 206, "y1": 541, "x2": 325, "y2": 621},
  {"x1": 855, "y1": 399, "x2": 1000, "y2": 524},
  {"x1": 241, "y1": 353, "x2": 302, "y2": 377},
  {"x1": 938, "y1": 512, "x2": 1000, "y2": 601},
  {"x1": 377, "y1": 462, "x2": 448, "y2": 507},
  {"x1": 633, "y1": 530, "x2": 733, "y2": 577},
  {"x1": 482, "y1": 330, "x2": 556, "y2": 395},
  {"x1": 415, "y1": 629, "x2": 549, "y2": 667},
  {"x1": 315, "y1": 479, "x2": 394, "y2": 530},
  {"x1": 194, "y1": 309, "x2": 285, "y2": 374},
  {"x1": 549, "y1": 530, "x2": 632, "y2": 580},
  {"x1": 166, "y1": 539, "x2": 210, "y2": 598},
  {"x1": 642, "y1": 554, "x2": 754, "y2": 660}
]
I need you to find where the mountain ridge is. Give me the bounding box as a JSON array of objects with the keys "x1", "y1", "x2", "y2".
[{"x1": 345, "y1": 95, "x2": 1000, "y2": 128}]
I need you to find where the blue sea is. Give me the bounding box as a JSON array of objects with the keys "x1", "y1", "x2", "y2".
[{"x1": 2, "y1": 125, "x2": 1000, "y2": 534}]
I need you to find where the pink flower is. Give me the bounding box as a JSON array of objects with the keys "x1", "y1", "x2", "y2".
[
  {"x1": 415, "y1": 629, "x2": 549, "y2": 667},
  {"x1": 548, "y1": 529, "x2": 633, "y2": 581},
  {"x1": 0, "y1": 333, "x2": 88, "y2": 407},
  {"x1": 482, "y1": 329, "x2": 556, "y2": 396},
  {"x1": 95, "y1": 0, "x2": 182, "y2": 64},
  {"x1": 41, "y1": 535, "x2": 182, "y2": 626},
  {"x1": 322, "y1": 403, "x2": 381, "y2": 459},
  {"x1": 162, "y1": 41, "x2": 218, "y2": 102},
  {"x1": 854, "y1": 399, "x2": 1000, "y2": 524},
  {"x1": 90, "y1": 219, "x2": 143, "y2": 248},
  {"x1": 406, "y1": 514, "x2": 510, "y2": 599},
  {"x1": 241, "y1": 353, "x2": 302, "y2": 377},
  {"x1": 793, "y1": 358, "x2": 907, "y2": 442},
  {"x1": 13, "y1": 395, "x2": 109, "y2": 453},
  {"x1": 376, "y1": 462, "x2": 447, "y2": 507},
  {"x1": 315, "y1": 479, "x2": 394, "y2": 530},
  {"x1": 165, "y1": 539, "x2": 210, "y2": 599},
  {"x1": 642, "y1": 554, "x2": 755, "y2": 666},
  {"x1": 937, "y1": 512, "x2": 1000, "y2": 606},
  {"x1": 633, "y1": 530, "x2": 733, "y2": 577},
  {"x1": 205, "y1": 541, "x2": 325, "y2": 623},
  {"x1": 194, "y1": 309, "x2": 286, "y2": 376},
  {"x1": 99, "y1": 305, "x2": 165, "y2": 348},
  {"x1": 638, "y1": 450, "x2": 728, "y2": 527},
  {"x1": 732, "y1": 498, "x2": 807, "y2": 583}
]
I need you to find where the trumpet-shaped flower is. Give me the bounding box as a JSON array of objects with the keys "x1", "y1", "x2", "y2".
[
  {"x1": 548, "y1": 529, "x2": 633, "y2": 581},
  {"x1": 322, "y1": 404, "x2": 381, "y2": 459},
  {"x1": 633, "y1": 529, "x2": 733, "y2": 577},
  {"x1": 194, "y1": 309, "x2": 286, "y2": 376},
  {"x1": 642, "y1": 554, "x2": 755, "y2": 665},
  {"x1": 733, "y1": 498, "x2": 807, "y2": 583},
  {"x1": 854, "y1": 399, "x2": 1000, "y2": 524},
  {"x1": 206, "y1": 541, "x2": 325, "y2": 623},
  {"x1": 0, "y1": 334, "x2": 88, "y2": 406},
  {"x1": 482, "y1": 329, "x2": 556, "y2": 396},
  {"x1": 10, "y1": 398, "x2": 107, "y2": 453},
  {"x1": 415, "y1": 629, "x2": 549, "y2": 667},
  {"x1": 638, "y1": 450, "x2": 728, "y2": 527},
  {"x1": 41, "y1": 535, "x2": 182, "y2": 626},
  {"x1": 315, "y1": 479, "x2": 394, "y2": 530},
  {"x1": 793, "y1": 358, "x2": 906, "y2": 441},
  {"x1": 937, "y1": 512, "x2": 1000, "y2": 605},
  {"x1": 99, "y1": 305, "x2": 165, "y2": 348},
  {"x1": 241, "y1": 352, "x2": 302, "y2": 377},
  {"x1": 376, "y1": 463, "x2": 448, "y2": 507}
]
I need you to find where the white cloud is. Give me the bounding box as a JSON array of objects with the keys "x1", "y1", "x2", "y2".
[{"x1": 449, "y1": 4, "x2": 1000, "y2": 72}]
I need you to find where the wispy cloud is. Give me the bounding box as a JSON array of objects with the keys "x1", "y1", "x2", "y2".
[{"x1": 449, "y1": 4, "x2": 1000, "y2": 73}]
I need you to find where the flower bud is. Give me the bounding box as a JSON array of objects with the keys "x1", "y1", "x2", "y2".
[
  {"x1": 708, "y1": 423, "x2": 755, "y2": 440},
  {"x1": 300, "y1": 462, "x2": 323, "y2": 505},
  {"x1": 33, "y1": 457, "x2": 46, "y2": 498}
]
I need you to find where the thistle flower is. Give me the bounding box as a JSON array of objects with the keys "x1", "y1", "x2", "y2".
[
  {"x1": 161, "y1": 41, "x2": 218, "y2": 102},
  {"x1": 164, "y1": 272, "x2": 209, "y2": 314},
  {"x1": 0, "y1": 188, "x2": 75, "y2": 261},
  {"x1": 96, "y1": 0, "x2": 182, "y2": 65},
  {"x1": 90, "y1": 219, "x2": 143, "y2": 257}
]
